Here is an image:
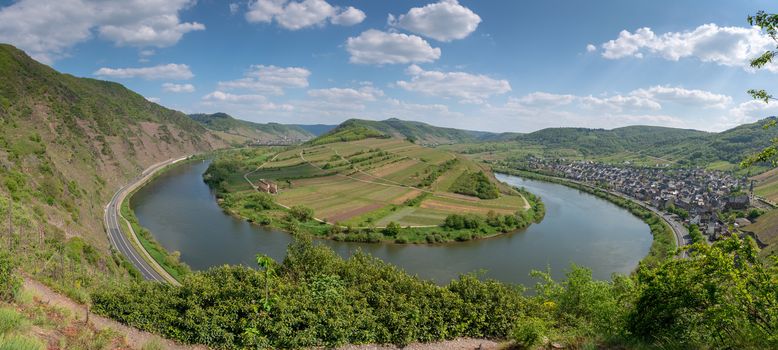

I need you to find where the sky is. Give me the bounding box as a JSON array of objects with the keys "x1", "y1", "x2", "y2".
[{"x1": 1, "y1": 0, "x2": 778, "y2": 133}]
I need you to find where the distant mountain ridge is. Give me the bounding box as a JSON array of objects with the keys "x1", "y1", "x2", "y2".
[
  {"x1": 188, "y1": 112, "x2": 315, "y2": 144},
  {"x1": 509, "y1": 119, "x2": 778, "y2": 166}
]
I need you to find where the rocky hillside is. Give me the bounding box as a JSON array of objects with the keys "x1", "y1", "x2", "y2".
[{"x1": 0, "y1": 43, "x2": 227, "y2": 252}]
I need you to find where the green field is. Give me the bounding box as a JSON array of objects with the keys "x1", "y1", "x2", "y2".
[
  {"x1": 204, "y1": 135, "x2": 540, "y2": 243},
  {"x1": 753, "y1": 168, "x2": 778, "y2": 203},
  {"x1": 248, "y1": 138, "x2": 527, "y2": 226}
]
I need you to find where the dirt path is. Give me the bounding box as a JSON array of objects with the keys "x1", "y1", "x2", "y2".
[
  {"x1": 22, "y1": 277, "x2": 209, "y2": 350},
  {"x1": 338, "y1": 338, "x2": 504, "y2": 350}
]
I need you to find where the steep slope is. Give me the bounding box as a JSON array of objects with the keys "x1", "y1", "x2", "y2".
[
  {"x1": 0, "y1": 43, "x2": 227, "y2": 253},
  {"x1": 189, "y1": 112, "x2": 314, "y2": 144},
  {"x1": 325, "y1": 118, "x2": 498, "y2": 145}
]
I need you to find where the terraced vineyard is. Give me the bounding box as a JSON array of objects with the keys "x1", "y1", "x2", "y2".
[
  {"x1": 205, "y1": 133, "x2": 542, "y2": 243},
  {"x1": 248, "y1": 138, "x2": 528, "y2": 227}
]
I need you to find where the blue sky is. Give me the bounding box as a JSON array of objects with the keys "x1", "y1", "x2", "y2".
[{"x1": 1, "y1": 0, "x2": 778, "y2": 132}]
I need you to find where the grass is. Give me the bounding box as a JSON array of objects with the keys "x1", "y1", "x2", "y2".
[
  {"x1": 754, "y1": 168, "x2": 778, "y2": 202},
  {"x1": 0, "y1": 335, "x2": 44, "y2": 350},
  {"x1": 743, "y1": 209, "x2": 778, "y2": 248},
  {"x1": 0, "y1": 308, "x2": 27, "y2": 336}
]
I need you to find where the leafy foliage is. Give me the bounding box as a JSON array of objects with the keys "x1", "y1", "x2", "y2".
[
  {"x1": 0, "y1": 253, "x2": 20, "y2": 302},
  {"x1": 449, "y1": 171, "x2": 500, "y2": 199},
  {"x1": 90, "y1": 234, "x2": 778, "y2": 349},
  {"x1": 629, "y1": 237, "x2": 778, "y2": 348}
]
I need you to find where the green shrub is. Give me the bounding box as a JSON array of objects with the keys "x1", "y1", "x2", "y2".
[
  {"x1": 383, "y1": 222, "x2": 401, "y2": 237},
  {"x1": 289, "y1": 205, "x2": 314, "y2": 221},
  {"x1": 0, "y1": 253, "x2": 20, "y2": 302},
  {"x1": 510, "y1": 317, "x2": 547, "y2": 349},
  {"x1": 449, "y1": 171, "x2": 499, "y2": 199}
]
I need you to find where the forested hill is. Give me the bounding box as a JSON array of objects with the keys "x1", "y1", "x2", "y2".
[
  {"x1": 512, "y1": 125, "x2": 710, "y2": 156},
  {"x1": 189, "y1": 112, "x2": 315, "y2": 143},
  {"x1": 315, "y1": 118, "x2": 501, "y2": 145},
  {"x1": 0, "y1": 43, "x2": 227, "y2": 252},
  {"x1": 509, "y1": 119, "x2": 778, "y2": 166}
]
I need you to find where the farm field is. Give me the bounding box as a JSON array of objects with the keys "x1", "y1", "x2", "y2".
[
  {"x1": 753, "y1": 168, "x2": 778, "y2": 202},
  {"x1": 221, "y1": 136, "x2": 529, "y2": 228}
]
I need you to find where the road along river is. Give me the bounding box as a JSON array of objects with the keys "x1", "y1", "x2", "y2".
[{"x1": 130, "y1": 160, "x2": 652, "y2": 286}]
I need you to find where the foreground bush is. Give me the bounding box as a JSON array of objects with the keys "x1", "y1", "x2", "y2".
[
  {"x1": 92, "y1": 236, "x2": 778, "y2": 349},
  {"x1": 0, "y1": 253, "x2": 20, "y2": 302}
]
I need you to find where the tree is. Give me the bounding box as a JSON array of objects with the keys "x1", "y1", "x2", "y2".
[
  {"x1": 628, "y1": 237, "x2": 778, "y2": 348},
  {"x1": 383, "y1": 221, "x2": 401, "y2": 237},
  {"x1": 742, "y1": 11, "x2": 778, "y2": 167},
  {"x1": 289, "y1": 205, "x2": 314, "y2": 221},
  {"x1": 255, "y1": 254, "x2": 276, "y2": 311}
]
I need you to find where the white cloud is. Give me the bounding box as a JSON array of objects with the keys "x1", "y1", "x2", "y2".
[
  {"x1": 580, "y1": 94, "x2": 662, "y2": 112},
  {"x1": 307, "y1": 86, "x2": 384, "y2": 103},
  {"x1": 346, "y1": 30, "x2": 441, "y2": 65},
  {"x1": 202, "y1": 91, "x2": 294, "y2": 111},
  {"x1": 300, "y1": 86, "x2": 384, "y2": 114},
  {"x1": 245, "y1": 0, "x2": 364, "y2": 30},
  {"x1": 162, "y1": 82, "x2": 195, "y2": 93},
  {"x1": 331, "y1": 6, "x2": 366, "y2": 26},
  {"x1": 146, "y1": 96, "x2": 161, "y2": 103},
  {"x1": 94, "y1": 63, "x2": 194, "y2": 80},
  {"x1": 728, "y1": 100, "x2": 778, "y2": 125},
  {"x1": 586, "y1": 44, "x2": 597, "y2": 52},
  {"x1": 218, "y1": 65, "x2": 310, "y2": 95},
  {"x1": 98, "y1": 16, "x2": 204, "y2": 48},
  {"x1": 229, "y1": 3, "x2": 240, "y2": 14},
  {"x1": 396, "y1": 65, "x2": 511, "y2": 104},
  {"x1": 600, "y1": 24, "x2": 778, "y2": 72},
  {"x1": 508, "y1": 87, "x2": 731, "y2": 115},
  {"x1": 631, "y1": 86, "x2": 731, "y2": 109},
  {"x1": 0, "y1": 0, "x2": 204, "y2": 63},
  {"x1": 479, "y1": 86, "x2": 741, "y2": 132},
  {"x1": 388, "y1": 0, "x2": 481, "y2": 42},
  {"x1": 517, "y1": 92, "x2": 576, "y2": 107}
]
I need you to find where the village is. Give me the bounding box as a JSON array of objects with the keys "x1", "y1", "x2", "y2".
[{"x1": 524, "y1": 158, "x2": 757, "y2": 242}]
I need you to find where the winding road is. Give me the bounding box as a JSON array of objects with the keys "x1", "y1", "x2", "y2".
[{"x1": 104, "y1": 157, "x2": 188, "y2": 284}]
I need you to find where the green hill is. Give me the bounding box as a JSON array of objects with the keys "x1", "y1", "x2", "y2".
[
  {"x1": 0, "y1": 43, "x2": 226, "y2": 258},
  {"x1": 513, "y1": 125, "x2": 710, "y2": 157},
  {"x1": 189, "y1": 112, "x2": 314, "y2": 144},
  {"x1": 312, "y1": 118, "x2": 499, "y2": 145},
  {"x1": 444, "y1": 120, "x2": 778, "y2": 171}
]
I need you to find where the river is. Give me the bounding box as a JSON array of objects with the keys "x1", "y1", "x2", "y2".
[{"x1": 131, "y1": 160, "x2": 652, "y2": 286}]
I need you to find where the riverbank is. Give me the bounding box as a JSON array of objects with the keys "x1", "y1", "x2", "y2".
[
  {"x1": 212, "y1": 182, "x2": 546, "y2": 245},
  {"x1": 200, "y1": 146, "x2": 546, "y2": 244},
  {"x1": 115, "y1": 155, "x2": 213, "y2": 282},
  {"x1": 494, "y1": 167, "x2": 678, "y2": 266}
]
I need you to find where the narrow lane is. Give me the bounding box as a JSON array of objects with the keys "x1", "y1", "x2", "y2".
[{"x1": 104, "y1": 157, "x2": 188, "y2": 283}]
